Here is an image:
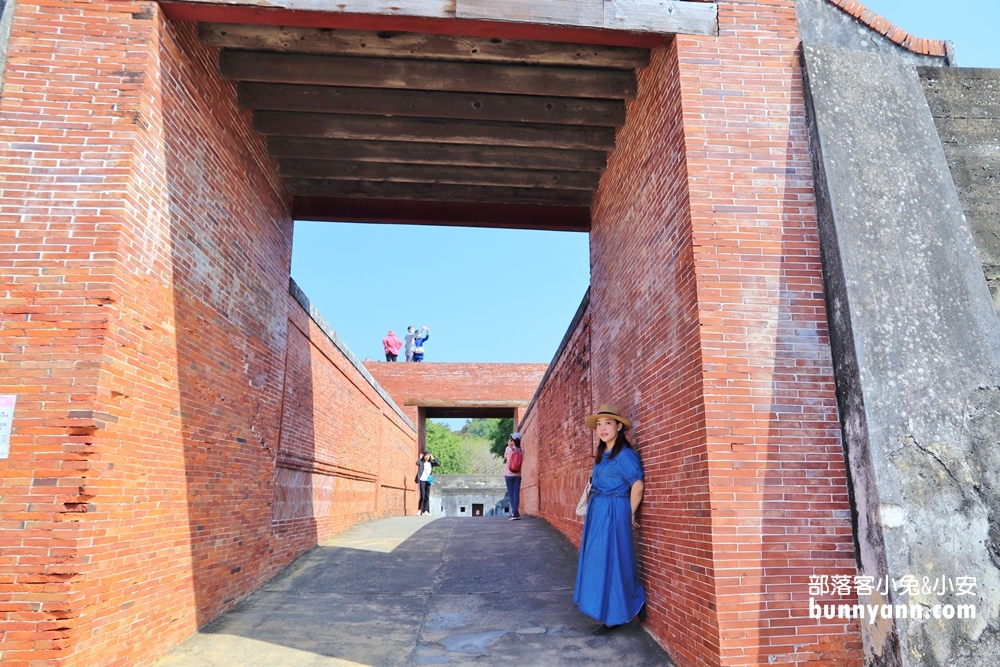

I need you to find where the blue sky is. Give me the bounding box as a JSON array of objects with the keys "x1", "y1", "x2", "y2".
[
  {"x1": 862, "y1": 0, "x2": 997, "y2": 68},
  {"x1": 290, "y1": 1, "x2": 998, "y2": 368}
]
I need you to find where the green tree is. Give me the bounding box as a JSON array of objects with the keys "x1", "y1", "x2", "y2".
[
  {"x1": 487, "y1": 417, "x2": 515, "y2": 459},
  {"x1": 460, "y1": 418, "x2": 516, "y2": 459},
  {"x1": 461, "y1": 418, "x2": 495, "y2": 439},
  {"x1": 425, "y1": 421, "x2": 471, "y2": 474}
]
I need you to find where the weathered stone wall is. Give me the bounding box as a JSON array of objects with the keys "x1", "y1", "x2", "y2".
[
  {"x1": 794, "y1": 0, "x2": 951, "y2": 66},
  {"x1": 920, "y1": 67, "x2": 1000, "y2": 318},
  {"x1": 0, "y1": 0, "x2": 14, "y2": 92},
  {"x1": 803, "y1": 41, "x2": 1000, "y2": 667}
]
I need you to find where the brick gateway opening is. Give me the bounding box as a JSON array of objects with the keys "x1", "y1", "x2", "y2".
[{"x1": 2, "y1": 1, "x2": 997, "y2": 666}]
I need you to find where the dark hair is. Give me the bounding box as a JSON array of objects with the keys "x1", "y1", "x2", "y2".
[{"x1": 594, "y1": 428, "x2": 631, "y2": 465}]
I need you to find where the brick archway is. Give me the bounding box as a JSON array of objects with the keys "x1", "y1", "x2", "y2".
[
  {"x1": 4, "y1": 1, "x2": 994, "y2": 666},
  {"x1": 364, "y1": 362, "x2": 546, "y2": 453}
]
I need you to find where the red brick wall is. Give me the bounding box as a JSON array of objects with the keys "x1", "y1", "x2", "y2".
[
  {"x1": 0, "y1": 5, "x2": 251, "y2": 665},
  {"x1": 364, "y1": 362, "x2": 547, "y2": 426},
  {"x1": 523, "y1": 40, "x2": 720, "y2": 666},
  {"x1": 0, "y1": 2, "x2": 864, "y2": 666},
  {"x1": 0, "y1": 4, "x2": 417, "y2": 666},
  {"x1": 675, "y1": 2, "x2": 860, "y2": 664},
  {"x1": 279, "y1": 293, "x2": 418, "y2": 544},
  {"x1": 518, "y1": 304, "x2": 594, "y2": 542},
  {"x1": 589, "y1": 40, "x2": 724, "y2": 667},
  {"x1": 525, "y1": 3, "x2": 863, "y2": 666}
]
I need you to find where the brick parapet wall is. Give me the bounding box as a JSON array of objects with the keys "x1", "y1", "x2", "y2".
[
  {"x1": 517, "y1": 303, "x2": 593, "y2": 544},
  {"x1": 0, "y1": 4, "x2": 417, "y2": 666},
  {"x1": 364, "y1": 362, "x2": 547, "y2": 427},
  {"x1": 528, "y1": 2, "x2": 864, "y2": 665},
  {"x1": 290, "y1": 279, "x2": 413, "y2": 429},
  {"x1": 679, "y1": 1, "x2": 861, "y2": 664},
  {"x1": 280, "y1": 291, "x2": 418, "y2": 540}
]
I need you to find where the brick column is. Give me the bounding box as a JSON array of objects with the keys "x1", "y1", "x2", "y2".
[
  {"x1": 0, "y1": 2, "x2": 292, "y2": 665},
  {"x1": 589, "y1": 2, "x2": 862, "y2": 665},
  {"x1": 676, "y1": 3, "x2": 860, "y2": 663}
]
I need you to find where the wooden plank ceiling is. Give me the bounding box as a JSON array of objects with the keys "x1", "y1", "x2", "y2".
[{"x1": 199, "y1": 24, "x2": 650, "y2": 231}]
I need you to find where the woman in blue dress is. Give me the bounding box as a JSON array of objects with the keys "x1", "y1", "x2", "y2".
[{"x1": 573, "y1": 404, "x2": 646, "y2": 635}]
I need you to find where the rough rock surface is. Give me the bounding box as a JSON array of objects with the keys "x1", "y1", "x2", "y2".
[
  {"x1": 920, "y1": 67, "x2": 1000, "y2": 317},
  {"x1": 803, "y1": 42, "x2": 1000, "y2": 667}
]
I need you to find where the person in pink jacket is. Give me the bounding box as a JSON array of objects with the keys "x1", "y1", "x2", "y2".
[{"x1": 382, "y1": 330, "x2": 404, "y2": 362}]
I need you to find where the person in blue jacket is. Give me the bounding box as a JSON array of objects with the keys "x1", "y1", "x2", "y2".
[
  {"x1": 412, "y1": 326, "x2": 430, "y2": 362},
  {"x1": 573, "y1": 404, "x2": 646, "y2": 635}
]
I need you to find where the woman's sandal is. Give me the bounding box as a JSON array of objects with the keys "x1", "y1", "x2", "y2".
[{"x1": 592, "y1": 623, "x2": 617, "y2": 636}]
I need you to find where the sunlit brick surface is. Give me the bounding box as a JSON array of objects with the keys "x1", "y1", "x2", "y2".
[
  {"x1": 522, "y1": 3, "x2": 863, "y2": 665},
  {"x1": 365, "y1": 362, "x2": 547, "y2": 426},
  {"x1": 0, "y1": 5, "x2": 416, "y2": 666},
  {"x1": 1, "y1": 1, "x2": 874, "y2": 666}
]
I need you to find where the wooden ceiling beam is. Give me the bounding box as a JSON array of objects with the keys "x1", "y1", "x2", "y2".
[
  {"x1": 266, "y1": 137, "x2": 609, "y2": 171},
  {"x1": 278, "y1": 159, "x2": 601, "y2": 190},
  {"x1": 170, "y1": 1, "x2": 718, "y2": 39},
  {"x1": 254, "y1": 111, "x2": 617, "y2": 150},
  {"x1": 457, "y1": 0, "x2": 718, "y2": 35},
  {"x1": 237, "y1": 82, "x2": 626, "y2": 127},
  {"x1": 288, "y1": 178, "x2": 593, "y2": 207},
  {"x1": 423, "y1": 407, "x2": 517, "y2": 419},
  {"x1": 199, "y1": 24, "x2": 650, "y2": 69},
  {"x1": 219, "y1": 50, "x2": 637, "y2": 99},
  {"x1": 291, "y1": 196, "x2": 591, "y2": 231}
]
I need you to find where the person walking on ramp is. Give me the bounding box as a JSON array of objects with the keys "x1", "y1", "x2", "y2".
[
  {"x1": 573, "y1": 404, "x2": 645, "y2": 635},
  {"x1": 504, "y1": 432, "x2": 524, "y2": 520},
  {"x1": 415, "y1": 451, "x2": 440, "y2": 515}
]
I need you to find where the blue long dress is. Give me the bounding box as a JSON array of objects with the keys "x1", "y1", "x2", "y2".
[{"x1": 573, "y1": 447, "x2": 645, "y2": 626}]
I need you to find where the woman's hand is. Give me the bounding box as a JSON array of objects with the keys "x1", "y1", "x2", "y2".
[{"x1": 630, "y1": 480, "x2": 644, "y2": 530}]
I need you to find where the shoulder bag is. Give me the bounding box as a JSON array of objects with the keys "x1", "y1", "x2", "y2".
[{"x1": 575, "y1": 480, "x2": 592, "y2": 516}]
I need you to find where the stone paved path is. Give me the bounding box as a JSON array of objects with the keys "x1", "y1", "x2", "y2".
[{"x1": 155, "y1": 516, "x2": 674, "y2": 666}]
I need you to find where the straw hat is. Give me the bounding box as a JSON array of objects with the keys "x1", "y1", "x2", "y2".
[{"x1": 585, "y1": 404, "x2": 632, "y2": 431}]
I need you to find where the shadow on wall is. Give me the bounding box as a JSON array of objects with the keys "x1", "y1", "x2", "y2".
[
  {"x1": 161, "y1": 21, "x2": 307, "y2": 626},
  {"x1": 749, "y1": 136, "x2": 860, "y2": 662}
]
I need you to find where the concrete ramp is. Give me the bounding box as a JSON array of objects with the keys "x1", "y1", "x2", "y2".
[{"x1": 154, "y1": 516, "x2": 673, "y2": 667}]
